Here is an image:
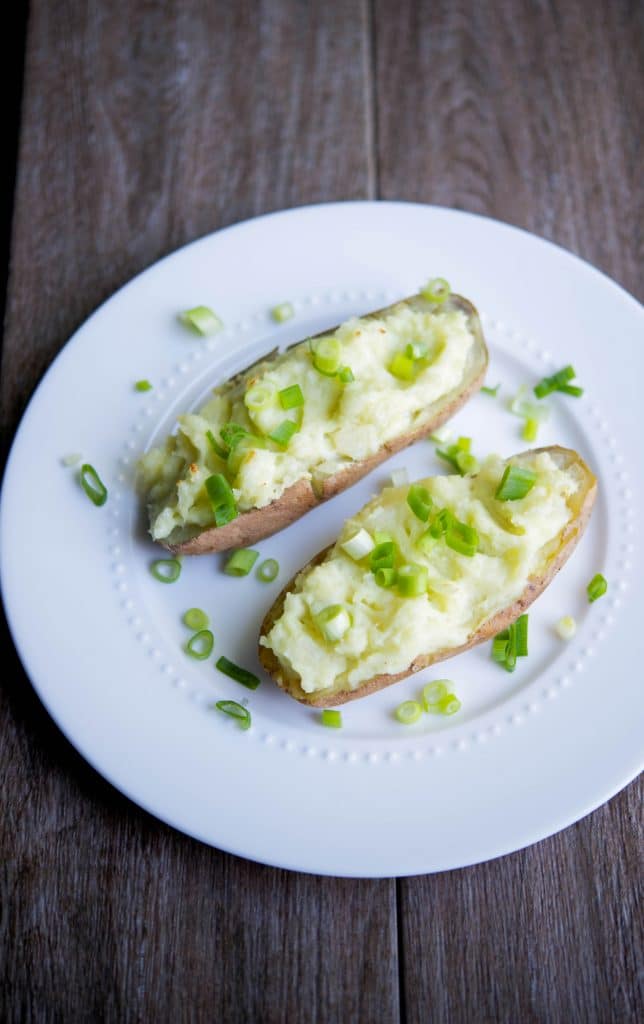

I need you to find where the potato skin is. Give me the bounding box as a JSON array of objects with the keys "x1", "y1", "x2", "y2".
[
  {"x1": 258, "y1": 447, "x2": 597, "y2": 707},
  {"x1": 164, "y1": 294, "x2": 488, "y2": 555}
]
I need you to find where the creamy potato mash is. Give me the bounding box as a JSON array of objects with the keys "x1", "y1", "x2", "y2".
[
  {"x1": 260, "y1": 452, "x2": 581, "y2": 693},
  {"x1": 138, "y1": 304, "x2": 476, "y2": 541}
]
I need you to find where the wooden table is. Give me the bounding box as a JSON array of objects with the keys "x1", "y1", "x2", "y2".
[{"x1": 2, "y1": 2, "x2": 642, "y2": 1020}]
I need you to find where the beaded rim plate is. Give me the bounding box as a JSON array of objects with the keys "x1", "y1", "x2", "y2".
[{"x1": 1, "y1": 202, "x2": 642, "y2": 876}]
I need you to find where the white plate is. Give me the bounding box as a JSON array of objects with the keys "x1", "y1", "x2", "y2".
[{"x1": 1, "y1": 202, "x2": 642, "y2": 877}]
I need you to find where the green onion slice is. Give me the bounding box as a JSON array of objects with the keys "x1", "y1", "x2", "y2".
[
  {"x1": 481, "y1": 383, "x2": 500, "y2": 396},
  {"x1": 370, "y1": 541, "x2": 397, "y2": 572},
  {"x1": 495, "y1": 464, "x2": 537, "y2": 501},
  {"x1": 338, "y1": 366, "x2": 354, "y2": 383},
  {"x1": 245, "y1": 383, "x2": 275, "y2": 412},
  {"x1": 216, "y1": 656, "x2": 261, "y2": 690},
  {"x1": 256, "y1": 558, "x2": 279, "y2": 582},
  {"x1": 429, "y1": 508, "x2": 455, "y2": 538},
  {"x1": 407, "y1": 484, "x2": 434, "y2": 522},
  {"x1": 321, "y1": 709, "x2": 342, "y2": 729},
  {"x1": 314, "y1": 605, "x2": 351, "y2": 644},
  {"x1": 436, "y1": 436, "x2": 479, "y2": 476},
  {"x1": 556, "y1": 615, "x2": 577, "y2": 639},
  {"x1": 185, "y1": 629, "x2": 214, "y2": 660},
  {"x1": 587, "y1": 573, "x2": 607, "y2": 603},
  {"x1": 183, "y1": 607, "x2": 210, "y2": 630},
  {"x1": 397, "y1": 563, "x2": 428, "y2": 597},
  {"x1": 421, "y1": 277, "x2": 451, "y2": 304},
  {"x1": 491, "y1": 631, "x2": 509, "y2": 663},
  {"x1": 180, "y1": 305, "x2": 222, "y2": 336},
  {"x1": 79, "y1": 463, "x2": 108, "y2": 506},
  {"x1": 279, "y1": 384, "x2": 304, "y2": 410},
  {"x1": 395, "y1": 700, "x2": 422, "y2": 725},
  {"x1": 341, "y1": 528, "x2": 375, "y2": 561},
  {"x1": 388, "y1": 352, "x2": 417, "y2": 381},
  {"x1": 510, "y1": 385, "x2": 550, "y2": 423},
  {"x1": 515, "y1": 614, "x2": 529, "y2": 657},
  {"x1": 150, "y1": 558, "x2": 182, "y2": 583},
  {"x1": 375, "y1": 567, "x2": 397, "y2": 588},
  {"x1": 206, "y1": 429, "x2": 228, "y2": 460},
  {"x1": 269, "y1": 420, "x2": 299, "y2": 447},
  {"x1": 522, "y1": 417, "x2": 539, "y2": 443},
  {"x1": 534, "y1": 365, "x2": 577, "y2": 398},
  {"x1": 215, "y1": 700, "x2": 251, "y2": 730},
  {"x1": 436, "y1": 694, "x2": 461, "y2": 716},
  {"x1": 422, "y1": 680, "x2": 450, "y2": 709},
  {"x1": 61, "y1": 452, "x2": 83, "y2": 467},
  {"x1": 134, "y1": 379, "x2": 153, "y2": 392},
  {"x1": 271, "y1": 302, "x2": 294, "y2": 323},
  {"x1": 445, "y1": 521, "x2": 479, "y2": 557},
  {"x1": 311, "y1": 336, "x2": 342, "y2": 376},
  {"x1": 224, "y1": 548, "x2": 260, "y2": 577},
  {"x1": 220, "y1": 422, "x2": 248, "y2": 451},
  {"x1": 405, "y1": 341, "x2": 429, "y2": 360},
  {"x1": 205, "y1": 473, "x2": 238, "y2": 527},
  {"x1": 559, "y1": 383, "x2": 584, "y2": 397}
]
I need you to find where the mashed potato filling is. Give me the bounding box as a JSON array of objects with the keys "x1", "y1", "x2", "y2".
[
  {"x1": 260, "y1": 453, "x2": 581, "y2": 694},
  {"x1": 138, "y1": 304, "x2": 475, "y2": 541}
]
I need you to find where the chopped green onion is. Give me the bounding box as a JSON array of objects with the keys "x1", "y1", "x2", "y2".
[
  {"x1": 481, "y1": 383, "x2": 500, "y2": 396},
  {"x1": 515, "y1": 614, "x2": 528, "y2": 656},
  {"x1": 256, "y1": 558, "x2": 279, "y2": 583},
  {"x1": 407, "y1": 484, "x2": 434, "y2": 522},
  {"x1": 269, "y1": 420, "x2": 299, "y2": 447},
  {"x1": 436, "y1": 436, "x2": 479, "y2": 476},
  {"x1": 314, "y1": 605, "x2": 351, "y2": 644},
  {"x1": 206, "y1": 429, "x2": 228, "y2": 460},
  {"x1": 341, "y1": 528, "x2": 375, "y2": 561},
  {"x1": 388, "y1": 352, "x2": 417, "y2": 381},
  {"x1": 391, "y1": 467, "x2": 409, "y2": 487},
  {"x1": 338, "y1": 366, "x2": 355, "y2": 384},
  {"x1": 445, "y1": 521, "x2": 479, "y2": 557},
  {"x1": 134, "y1": 379, "x2": 153, "y2": 392},
  {"x1": 61, "y1": 452, "x2": 83, "y2": 467},
  {"x1": 375, "y1": 567, "x2": 397, "y2": 588},
  {"x1": 397, "y1": 563, "x2": 428, "y2": 597},
  {"x1": 216, "y1": 656, "x2": 261, "y2": 690},
  {"x1": 183, "y1": 607, "x2": 210, "y2": 630},
  {"x1": 559, "y1": 383, "x2": 584, "y2": 397},
  {"x1": 421, "y1": 277, "x2": 450, "y2": 304},
  {"x1": 224, "y1": 548, "x2": 260, "y2": 577},
  {"x1": 422, "y1": 680, "x2": 450, "y2": 709},
  {"x1": 491, "y1": 632, "x2": 509, "y2": 663},
  {"x1": 180, "y1": 305, "x2": 222, "y2": 336},
  {"x1": 185, "y1": 629, "x2": 214, "y2": 660},
  {"x1": 522, "y1": 417, "x2": 539, "y2": 443},
  {"x1": 205, "y1": 473, "x2": 238, "y2": 527},
  {"x1": 245, "y1": 383, "x2": 275, "y2": 412},
  {"x1": 370, "y1": 541, "x2": 397, "y2": 571},
  {"x1": 150, "y1": 558, "x2": 182, "y2": 583},
  {"x1": 321, "y1": 709, "x2": 342, "y2": 729},
  {"x1": 429, "y1": 508, "x2": 455, "y2": 538},
  {"x1": 555, "y1": 615, "x2": 577, "y2": 640},
  {"x1": 215, "y1": 700, "x2": 251, "y2": 730},
  {"x1": 374, "y1": 531, "x2": 393, "y2": 545},
  {"x1": 416, "y1": 528, "x2": 437, "y2": 554},
  {"x1": 311, "y1": 336, "x2": 342, "y2": 376},
  {"x1": 220, "y1": 422, "x2": 248, "y2": 451},
  {"x1": 179, "y1": 303, "x2": 222, "y2": 335},
  {"x1": 587, "y1": 573, "x2": 607, "y2": 603},
  {"x1": 271, "y1": 302, "x2": 294, "y2": 323},
  {"x1": 279, "y1": 384, "x2": 304, "y2": 410},
  {"x1": 79, "y1": 464, "x2": 108, "y2": 506},
  {"x1": 395, "y1": 700, "x2": 422, "y2": 725},
  {"x1": 405, "y1": 341, "x2": 429, "y2": 360},
  {"x1": 510, "y1": 385, "x2": 550, "y2": 423},
  {"x1": 495, "y1": 464, "x2": 537, "y2": 501},
  {"x1": 436, "y1": 694, "x2": 461, "y2": 716},
  {"x1": 534, "y1": 365, "x2": 577, "y2": 398}
]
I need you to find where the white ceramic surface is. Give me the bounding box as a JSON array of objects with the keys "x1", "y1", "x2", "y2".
[{"x1": 1, "y1": 202, "x2": 642, "y2": 877}]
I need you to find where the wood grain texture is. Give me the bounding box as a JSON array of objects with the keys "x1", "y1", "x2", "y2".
[
  {"x1": 1, "y1": 2, "x2": 399, "y2": 1023},
  {"x1": 1, "y1": 0, "x2": 642, "y2": 1020}
]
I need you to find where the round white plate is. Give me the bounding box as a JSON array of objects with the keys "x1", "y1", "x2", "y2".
[{"x1": 2, "y1": 202, "x2": 642, "y2": 877}]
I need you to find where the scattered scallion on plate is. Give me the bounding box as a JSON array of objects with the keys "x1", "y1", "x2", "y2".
[
  {"x1": 481, "y1": 383, "x2": 500, "y2": 396},
  {"x1": 321, "y1": 709, "x2": 342, "y2": 729},
  {"x1": 150, "y1": 558, "x2": 182, "y2": 583},
  {"x1": 395, "y1": 700, "x2": 422, "y2": 725},
  {"x1": 491, "y1": 614, "x2": 529, "y2": 671},
  {"x1": 61, "y1": 452, "x2": 83, "y2": 467},
  {"x1": 256, "y1": 558, "x2": 279, "y2": 583},
  {"x1": 587, "y1": 573, "x2": 608, "y2": 603},
  {"x1": 134, "y1": 379, "x2": 153, "y2": 392},
  {"x1": 79, "y1": 463, "x2": 108, "y2": 506},
  {"x1": 271, "y1": 302, "x2": 294, "y2": 323},
  {"x1": 534, "y1": 365, "x2": 583, "y2": 399},
  {"x1": 215, "y1": 656, "x2": 261, "y2": 690},
  {"x1": 421, "y1": 277, "x2": 450, "y2": 304},
  {"x1": 422, "y1": 680, "x2": 450, "y2": 710},
  {"x1": 224, "y1": 548, "x2": 260, "y2": 577},
  {"x1": 185, "y1": 629, "x2": 214, "y2": 660},
  {"x1": 183, "y1": 607, "x2": 210, "y2": 631},
  {"x1": 555, "y1": 615, "x2": 577, "y2": 640},
  {"x1": 215, "y1": 700, "x2": 251, "y2": 730},
  {"x1": 180, "y1": 305, "x2": 222, "y2": 336}
]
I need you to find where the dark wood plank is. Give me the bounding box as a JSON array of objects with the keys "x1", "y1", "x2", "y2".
[
  {"x1": 374, "y1": 0, "x2": 643, "y2": 1018},
  {"x1": 0, "y1": 2, "x2": 400, "y2": 1022}
]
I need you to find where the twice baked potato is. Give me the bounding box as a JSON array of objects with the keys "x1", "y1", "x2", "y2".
[
  {"x1": 259, "y1": 447, "x2": 597, "y2": 706},
  {"x1": 138, "y1": 293, "x2": 488, "y2": 553}
]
